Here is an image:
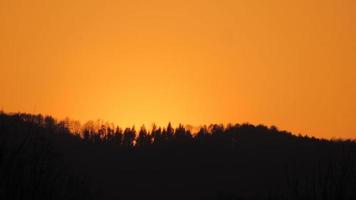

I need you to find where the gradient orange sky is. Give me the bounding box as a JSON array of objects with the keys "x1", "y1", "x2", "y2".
[{"x1": 1, "y1": 0, "x2": 355, "y2": 138}]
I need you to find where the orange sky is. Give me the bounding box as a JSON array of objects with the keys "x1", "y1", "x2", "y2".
[{"x1": 1, "y1": 0, "x2": 355, "y2": 138}]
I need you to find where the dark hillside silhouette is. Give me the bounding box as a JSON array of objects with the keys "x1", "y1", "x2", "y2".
[{"x1": 0, "y1": 112, "x2": 355, "y2": 200}]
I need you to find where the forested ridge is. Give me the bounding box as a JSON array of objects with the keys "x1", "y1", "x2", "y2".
[{"x1": 1, "y1": 112, "x2": 355, "y2": 200}]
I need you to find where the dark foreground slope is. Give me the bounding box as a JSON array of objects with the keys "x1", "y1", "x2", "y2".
[{"x1": 1, "y1": 112, "x2": 355, "y2": 200}]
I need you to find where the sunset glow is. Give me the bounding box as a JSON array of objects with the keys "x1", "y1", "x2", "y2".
[{"x1": 1, "y1": 0, "x2": 355, "y2": 138}]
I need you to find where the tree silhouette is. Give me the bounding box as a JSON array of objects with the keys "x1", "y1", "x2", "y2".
[
  {"x1": 152, "y1": 124, "x2": 163, "y2": 145},
  {"x1": 136, "y1": 125, "x2": 152, "y2": 147},
  {"x1": 122, "y1": 126, "x2": 136, "y2": 147},
  {"x1": 0, "y1": 112, "x2": 355, "y2": 200}
]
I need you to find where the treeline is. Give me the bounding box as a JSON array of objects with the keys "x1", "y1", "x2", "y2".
[
  {"x1": 1, "y1": 112, "x2": 356, "y2": 200},
  {"x1": 6, "y1": 112, "x2": 341, "y2": 148},
  {"x1": 0, "y1": 112, "x2": 93, "y2": 200}
]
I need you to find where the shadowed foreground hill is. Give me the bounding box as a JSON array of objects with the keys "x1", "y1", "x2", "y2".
[{"x1": 1, "y1": 112, "x2": 355, "y2": 200}]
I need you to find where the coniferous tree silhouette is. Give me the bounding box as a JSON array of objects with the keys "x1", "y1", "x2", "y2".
[
  {"x1": 136, "y1": 125, "x2": 152, "y2": 147},
  {"x1": 0, "y1": 112, "x2": 355, "y2": 200},
  {"x1": 122, "y1": 127, "x2": 136, "y2": 147}
]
